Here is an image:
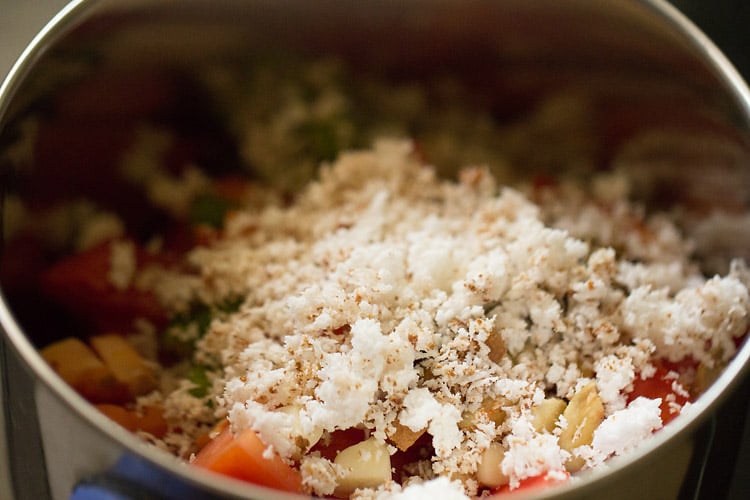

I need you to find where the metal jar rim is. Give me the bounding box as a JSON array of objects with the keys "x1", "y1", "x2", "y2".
[{"x1": 2, "y1": 1, "x2": 750, "y2": 499}]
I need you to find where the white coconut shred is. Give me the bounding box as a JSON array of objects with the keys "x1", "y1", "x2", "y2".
[{"x1": 139, "y1": 138, "x2": 749, "y2": 498}]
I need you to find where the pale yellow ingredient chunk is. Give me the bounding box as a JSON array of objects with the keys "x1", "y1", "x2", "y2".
[
  {"x1": 40, "y1": 337, "x2": 119, "y2": 402},
  {"x1": 90, "y1": 333, "x2": 157, "y2": 397},
  {"x1": 387, "y1": 420, "x2": 425, "y2": 452},
  {"x1": 476, "y1": 442, "x2": 510, "y2": 488},
  {"x1": 333, "y1": 437, "x2": 392, "y2": 497},
  {"x1": 532, "y1": 397, "x2": 567, "y2": 433},
  {"x1": 558, "y1": 382, "x2": 605, "y2": 472},
  {"x1": 694, "y1": 362, "x2": 723, "y2": 396},
  {"x1": 278, "y1": 405, "x2": 323, "y2": 454}
]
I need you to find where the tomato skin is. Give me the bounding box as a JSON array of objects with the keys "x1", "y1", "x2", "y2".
[
  {"x1": 41, "y1": 240, "x2": 167, "y2": 331},
  {"x1": 193, "y1": 426, "x2": 303, "y2": 494},
  {"x1": 96, "y1": 404, "x2": 168, "y2": 438},
  {"x1": 490, "y1": 471, "x2": 569, "y2": 496},
  {"x1": 628, "y1": 364, "x2": 692, "y2": 425}
]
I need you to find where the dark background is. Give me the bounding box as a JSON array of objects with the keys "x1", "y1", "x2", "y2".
[{"x1": 673, "y1": 0, "x2": 750, "y2": 79}]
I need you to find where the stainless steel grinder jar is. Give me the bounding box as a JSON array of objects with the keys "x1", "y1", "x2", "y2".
[{"x1": 2, "y1": 1, "x2": 750, "y2": 499}]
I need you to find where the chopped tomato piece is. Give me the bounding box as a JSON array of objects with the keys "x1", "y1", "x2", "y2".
[
  {"x1": 212, "y1": 175, "x2": 253, "y2": 204},
  {"x1": 41, "y1": 240, "x2": 166, "y2": 331},
  {"x1": 490, "y1": 471, "x2": 569, "y2": 496},
  {"x1": 136, "y1": 406, "x2": 169, "y2": 438},
  {"x1": 532, "y1": 174, "x2": 558, "y2": 191},
  {"x1": 660, "y1": 357, "x2": 699, "y2": 374},
  {"x1": 96, "y1": 404, "x2": 168, "y2": 438},
  {"x1": 192, "y1": 426, "x2": 303, "y2": 493},
  {"x1": 628, "y1": 364, "x2": 692, "y2": 425},
  {"x1": 96, "y1": 404, "x2": 137, "y2": 429},
  {"x1": 55, "y1": 68, "x2": 179, "y2": 119}
]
